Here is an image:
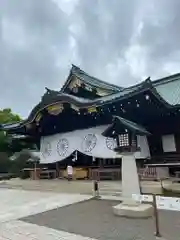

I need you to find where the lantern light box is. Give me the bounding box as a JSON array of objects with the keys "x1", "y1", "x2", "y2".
[{"x1": 102, "y1": 116, "x2": 150, "y2": 153}]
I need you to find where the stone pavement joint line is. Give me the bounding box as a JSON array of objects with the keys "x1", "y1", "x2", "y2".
[{"x1": 0, "y1": 220, "x2": 98, "y2": 240}]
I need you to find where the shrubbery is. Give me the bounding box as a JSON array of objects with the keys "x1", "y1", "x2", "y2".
[{"x1": 0, "y1": 151, "x2": 32, "y2": 179}]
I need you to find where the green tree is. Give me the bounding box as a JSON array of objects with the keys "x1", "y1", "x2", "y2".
[
  {"x1": 0, "y1": 108, "x2": 21, "y2": 152},
  {"x1": 0, "y1": 109, "x2": 22, "y2": 173},
  {"x1": 0, "y1": 109, "x2": 37, "y2": 176},
  {"x1": 0, "y1": 108, "x2": 21, "y2": 124}
]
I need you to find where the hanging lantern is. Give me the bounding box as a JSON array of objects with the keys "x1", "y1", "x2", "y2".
[{"x1": 47, "y1": 103, "x2": 64, "y2": 115}]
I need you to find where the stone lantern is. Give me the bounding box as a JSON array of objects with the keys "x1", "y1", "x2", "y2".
[
  {"x1": 102, "y1": 116, "x2": 153, "y2": 218},
  {"x1": 103, "y1": 116, "x2": 148, "y2": 152}
]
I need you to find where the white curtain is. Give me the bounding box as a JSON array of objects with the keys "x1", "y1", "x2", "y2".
[
  {"x1": 162, "y1": 134, "x2": 176, "y2": 152},
  {"x1": 40, "y1": 125, "x2": 150, "y2": 163},
  {"x1": 136, "y1": 135, "x2": 150, "y2": 158}
]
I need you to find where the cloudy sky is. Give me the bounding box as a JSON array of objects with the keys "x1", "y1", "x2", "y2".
[{"x1": 1, "y1": 0, "x2": 180, "y2": 118}]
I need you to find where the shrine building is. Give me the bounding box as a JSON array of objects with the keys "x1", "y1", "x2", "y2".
[{"x1": 1, "y1": 65, "x2": 180, "y2": 180}]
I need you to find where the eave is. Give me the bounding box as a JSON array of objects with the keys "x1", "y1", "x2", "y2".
[
  {"x1": 1, "y1": 77, "x2": 179, "y2": 133},
  {"x1": 102, "y1": 115, "x2": 151, "y2": 137}
]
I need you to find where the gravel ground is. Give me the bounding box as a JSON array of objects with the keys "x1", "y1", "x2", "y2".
[{"x1": 22, "y1": 199, "x2": 180, "y2": 240}]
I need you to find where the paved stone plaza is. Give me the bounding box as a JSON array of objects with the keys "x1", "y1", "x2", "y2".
[
  {"x1": 0, "y1": 188, "x2": 91, "y2": 223},
  {"x1": 1, "y1": 178, "x2": 175, "y2": 195},
  {"x1": 0, "y1": 189, "x2": 93, "y2": 239},
  {"x1": 0, "y1": 220, "x2": 96, "y2": 240},
  {"x1": 22, "y1": 199, "x2": 179, "y2": 240},
  {"x1": 0, "y1": 186, "x2": 179, "y2": 239}
]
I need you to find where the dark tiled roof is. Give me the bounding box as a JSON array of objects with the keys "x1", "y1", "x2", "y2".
[
  {"x1": 0, "y1": 84, "x2": 145, "y2": 132},
  {"x1": 2, "y1": 72, "x2": 180, "y2": 132},
  {"x1": 102, "y1": 115, "x2": 150, "y2": 137},
  {"x1": 114, "y1": 116, "x2": 150, "y2": 135},
  {"x1": 152, "y1": 73, "x2": 180, "y2": 105},
  {"x1": 61, "y1": 65, "x2": 123, "y2": 93},
  {"x1": 61, "y1": 65, "x2": 180, "y2": 105}
]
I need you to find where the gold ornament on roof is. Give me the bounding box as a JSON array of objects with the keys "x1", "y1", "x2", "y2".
[
  {"x1": 96, "y1": 87, "x2": 111, "y2": 96},
  {"x1": 47, "y1": 103, "x2": 64, "y2": 115},
  {"x1": 88, "y1": 106, "x2": 97, "y2": 113},
  {"x1": 69, "y1": 77, "x2": 81, "y2": 90},
  {"x1": 35, "y1": 113, "x2": 42, "y2": 122}
]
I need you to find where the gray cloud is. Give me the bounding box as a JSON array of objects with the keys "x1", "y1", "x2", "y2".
[
  {"x1": 0, "y1": 0, "x2": 180, "y2": 117},
  {"x1": 0, "y1": 0, "x2": 70, "y2": 117},
  {"x1": 72, "y1": 0, "x2": 139, "y2": 65}
]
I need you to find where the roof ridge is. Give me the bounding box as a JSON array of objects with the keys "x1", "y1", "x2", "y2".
[
  {"x1": 115, "y1": 77, "x2": 150, "y2": 92},
  {"x1": 71, "y1": 64, "x2": 123, "y2": 91},
  {"x1": 152, "y1": 72, "x2": 180, "y2": 86}
]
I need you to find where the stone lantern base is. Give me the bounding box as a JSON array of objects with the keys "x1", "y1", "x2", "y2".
[
  {"x1": 113, "y1": 152, "x2": 153, "y2": 218},
  {"x1": 113, "y1": 202, "x2": 153, "y2": 218}
]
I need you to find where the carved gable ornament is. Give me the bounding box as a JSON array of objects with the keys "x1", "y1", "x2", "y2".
[{"x1": 47, "y1": 103, "x2": 64, "y2": 115}]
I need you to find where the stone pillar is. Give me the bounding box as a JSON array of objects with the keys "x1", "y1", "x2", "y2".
[
  {"x1": 121, "y1": 152, "x2": 140, "y2": 203},
  {"x1": 113, "y1": 152, "x2": 153, "y2": 218}
]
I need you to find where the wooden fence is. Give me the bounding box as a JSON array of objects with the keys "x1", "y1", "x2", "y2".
[{"x1": 89, "y1": 167, "x2": 158, "y2": 181}]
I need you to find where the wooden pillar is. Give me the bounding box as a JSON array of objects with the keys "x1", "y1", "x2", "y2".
[
  {"x1": 34, "y1": 162, "x2": 37, "y2": 180},
  {"x1": 56, "y1": 162, "x2": 59, "y2": 178}
]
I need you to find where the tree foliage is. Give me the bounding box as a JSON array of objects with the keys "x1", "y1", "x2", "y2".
[
  {"x1": 0, "y1": 108, "x2": 21, "y2": 152},
  {"x1": 0, "y1": 108, "x2": 22, "y2": 172},
  {"x1": 0, "y1": 108, "x2": 37, "y2": 175},
  {"x1": 0, "y1": 108, "x2": 21, "y2": 124}
]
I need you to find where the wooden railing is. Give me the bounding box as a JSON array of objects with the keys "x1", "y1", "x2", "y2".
[
  {"x1": 89, "y1": 167, "x2": 159, "y2": 181},
  {"x1": 89, "y1": 168, "x2": 121, "y2": 180},
  {"x1": 26, "y1": 166, "x2": 161, "y2": 181},
  {"x1": 138, "y1": 166, "x2": 157, "y2": 180}
]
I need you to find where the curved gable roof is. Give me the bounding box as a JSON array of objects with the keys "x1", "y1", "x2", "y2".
[{"x1": 61, "y1": 64, "x2": 123, "y2": 93}]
